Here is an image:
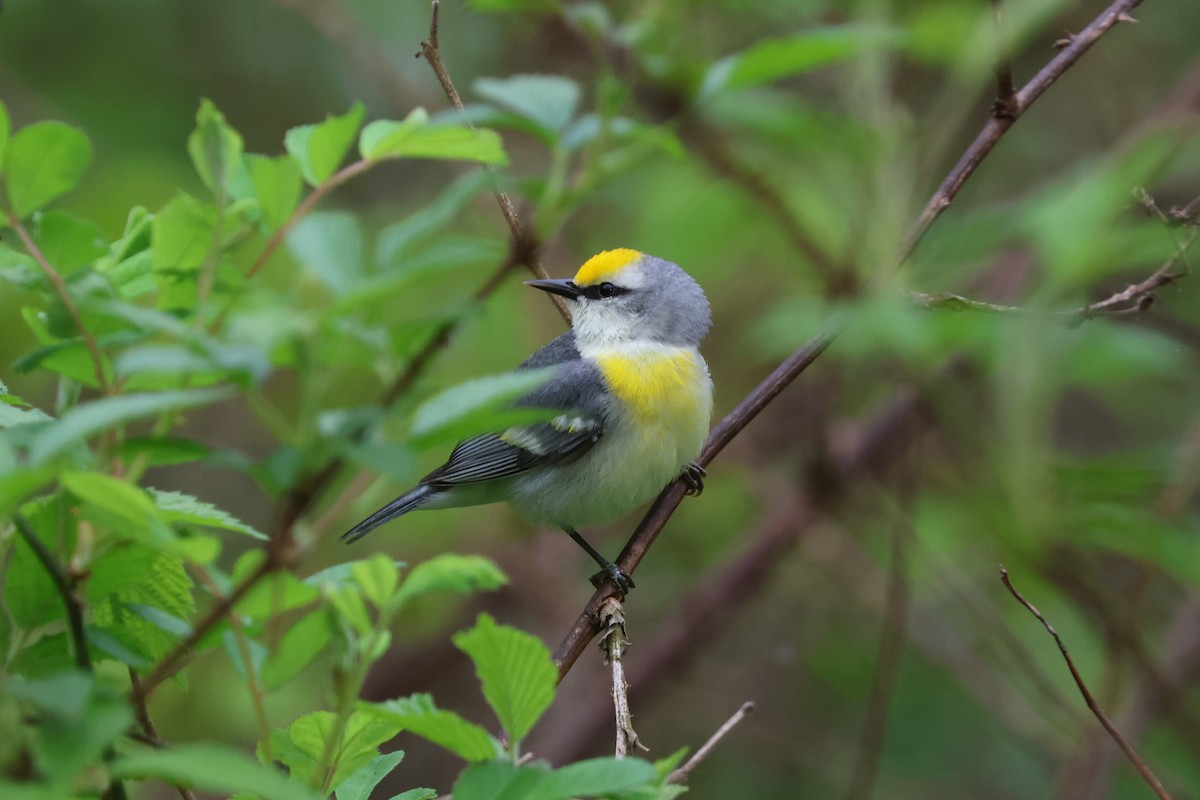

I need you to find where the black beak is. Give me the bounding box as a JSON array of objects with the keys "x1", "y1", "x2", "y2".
[{"x1": 525, "y1": 278, "x2": 582, "y2": 300}]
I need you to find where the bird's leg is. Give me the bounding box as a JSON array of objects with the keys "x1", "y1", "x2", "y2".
[
  {"x1": 564, "y1": 527, "x2": 635, "y2": 595},
  {"x1": 680, "y1": 461, "x2": 706, "y2": 496}
]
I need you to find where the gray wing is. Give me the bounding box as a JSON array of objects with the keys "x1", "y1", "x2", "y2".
[
  {"x1": 423, "y1": 357, "x2": 607, "y2": 487},
  {"x1": 518, "y1": 331, "x2": 579, "y2": 369}
]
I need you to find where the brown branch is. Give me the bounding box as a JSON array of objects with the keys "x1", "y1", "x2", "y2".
[
  {"x1": 999, "y1": 566, "x2": 1175, "y2": 800},
  {"x1": 13, "y1": 513, "x2": 91, "y2": 670},
  {"x1": 6, "y1": 212, "x2": 112, "y2": 394},
  {"x1": 901, "y1": 0, "x2": 1146, "y2": 263},
  {"x1": 417, "y1": 0, "x2": 570, "y2": 323},
  {"x1": 128, "y1": 671, "x2": 197, "y2": 800},
  {"x1": 666, "y1": 701, "x2": 755, "y2": 785}
]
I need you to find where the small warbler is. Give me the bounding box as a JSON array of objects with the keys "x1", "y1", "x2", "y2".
[{"x1": 342, "y1": 249, "x2": 713, "y2": 593}]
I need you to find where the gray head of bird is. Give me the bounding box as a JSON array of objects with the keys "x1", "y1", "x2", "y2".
[{"x1": 526, "y1": 249, "x2": 712, "y2": 351}]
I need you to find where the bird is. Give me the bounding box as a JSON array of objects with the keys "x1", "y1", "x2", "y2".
[{"x1": 341, "y1": 249, "x2": 713, "y2": 594}]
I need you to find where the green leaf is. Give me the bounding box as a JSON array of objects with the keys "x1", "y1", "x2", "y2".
[
  {"x1": 474, "y1": 75, "x2": 581, "y2": 137},
  {"x1": 700, "y1": 27, "x2": 892, "y2": 98},
  {"x1": 451, "y1": 762, "x2": 543, "y2": 800},
  {"x1": 152, "y1": 193, "x2": 217, "y2": 273},
  {"x1": 389, "y1": 791, "x2": 438, "y2": 800},
  {"x1": 410, "y1": 368, "x2": 555, "y2": 448},
  {"x1": 110, "y1": 743, "x2": 325, "y2": 800},
  {"x1": 360, "y1": 109, "x2": 508, "y2": 164},
  {"x1": 4, "y1": 121, "x2": 93, "y2": 218},
  {"x1": 248, "y1": 154, "x2": 303, "y2": 229},
  {"x1": 262, "y1": 609, "x2": 331, "y2": 689},
  {"x1": 188, "y1": 98, "x2": 244, "y2": 196},
  {"x1": 453, "y1": 614, "x2": 556, "y2": 745},
  {"x1": 148, "y1": 488, "x2": 266, "y2": 539},
  {"x1": 90, "y1": 548, "x2": 195, "y2": 661},
  {"x1": 273, "y1": 710, "x2": 402, "y2": 790},
  {"x1": 334, "y1": 750, "x2": 405, "y2": 800},
  {"x1": 29, "y1": 386, "x2": 233, "y2": 464},
  {"x1": 394, "y1": 554, "x2": 507, "y2": 609},
  {"x1": 352, "y1": 554, "x2": 400, "y2": 608},
  {"x1": 61, "y1": 470, "x2": 163, "y2": 537},
  {"x1": 29, "y1": 210, "x2": 108, "y2": 274},
  {"x1": 285, "y1": 211, "x2": 364, "y2": 294},
  {"x1": 285, "y1": 102, "x2": 365, "y2": 186},
  {"x1": 525, "y1": 758, "x2": 659, "y2": 800},
  {"x1": 0, "y1": 100, "x2": 9, "y2": 174},
  {"x1": 364, "y1": 694, "x2": 498, "y2": 763},
  {"x1": 0, "y1": 397, "x2": 52, "y2": 428},
  {"x1": 4, "y1": 497, "x2": 72, "y2": 629}
]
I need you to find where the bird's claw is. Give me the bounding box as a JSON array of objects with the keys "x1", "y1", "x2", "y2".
[
  {"x1": 590, "y1": 562, "x2": 636, "y2": 596},
  {"x1": 681, "y1": 461, "x2": 706, "y2": 496}
]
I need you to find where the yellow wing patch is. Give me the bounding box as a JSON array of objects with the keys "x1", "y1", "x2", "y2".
[
  {"x1": 573, "y1": 249, "x2": 642, "y2": 286},
  {"x1": 596, "y1": 351, "x2": 706, "y2": 421}
]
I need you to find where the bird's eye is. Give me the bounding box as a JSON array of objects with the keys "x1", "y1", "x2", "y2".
[{"x1": 597, "y1": 282, "x2": 618, "y2": 298}]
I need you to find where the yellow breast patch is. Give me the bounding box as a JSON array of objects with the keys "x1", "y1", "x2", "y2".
[
  {"x1": 574, "y1": 249, "x2": 641, "y2": 286},
  {"x1": 596, "y1": 350, "x2": 706, "y2": 421}
]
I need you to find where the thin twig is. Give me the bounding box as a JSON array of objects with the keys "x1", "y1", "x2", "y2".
[
  {"x1": 598, "y1": 599, "x2": 646, "y2": 756},
  {"x1": 128, "y1": 671, "x2": 197, "y2": 800},
  {"x1": 5, "y1": 213, "x2": 111, "y2": 394},
  {"x1": 12, "y1": 513, "x2": 91, "y2": 671},
  {"x1": 666, "y1": 701, "x2": 755, "y2": 785},
  {"x1": 416, "y1": 0, "x2": 569, "y2": 323},
  {"x1": 999, "y1": 566, "x2": 1175, "y2": 800},
  {"x1": 901, "y1": 0, "x2": 1146, "y2": 262}
]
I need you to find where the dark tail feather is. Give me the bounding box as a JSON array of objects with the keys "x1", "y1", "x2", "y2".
[{"x1": 341, "y1": 484, "x2": 436, "y2": 544}]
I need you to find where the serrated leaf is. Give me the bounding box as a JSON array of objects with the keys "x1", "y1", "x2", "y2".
[
  {"x1": 335, "y1": 751, "x2": 404, "y2": 800},
  {"x1": 364, "y1": 694, "x2": 498, "y2": 763},
  {"x1": 360, "y1": 109, "x2": 507, "y2": 164},
  {"x1": 410, "y1": 368, "x2": 555, "y2": 447},
  {"x1": 352, "y1": 554, "x2": 399, "y2": 608},
  {"x1": 248, "y1": 154, "x2": 303, "y2": 229},
  {"x1": 4, "y1": 121, "x2": 93, "y2": 218},
  {"x1": 275, "y1": 710, "x2": 402, "y2": 790},
  {"x1": 262, "y1": 609, "x2": 330, "y2": 689},
  {"x1": 90, "y1": 548, "x2": 194, "y2": 661},
  {"x1": 285, "y1": 211, "x2": 364, "y2": 294},
  {"x1": 29, "y1": 387, "x2": 233, "y2": 464},
  {"x1": 148, "y1": 488, "x2": 266, "y2": 539},
  {"x1": 29, "y1": 210, "x2": 108, "y2": 274},
  {"x1": 286, "y1": 103, "x2": 365, "y2": 186},
  {"x1": 188, "y1": 99, "x2": 244, "y2": 196},
  {"x1": 474, "y1": 75, "x2": 580, "y2": 137},
  {"x1": 453, "y1": 614, "x2": 556, "y2": 745},
  {"x1": 61, "y1": 471, "x2": 163, "y2": 536},
  {"x1": 394, "y1": 554, "x2": 507, "y2": 609},
  {"x1": 525, "y1": 758, "x2": 659, "y2": 800},
  {"x1": 110, "y1": 743, "x2": 324, "y2": 800},
  {"x1": 152, "y1": 193, "x2": 217, "y2": 272}
]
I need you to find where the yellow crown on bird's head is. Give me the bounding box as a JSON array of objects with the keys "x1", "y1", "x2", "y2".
[{"x1": 573, "y1": 248, "x2": 642, "y2": 286}]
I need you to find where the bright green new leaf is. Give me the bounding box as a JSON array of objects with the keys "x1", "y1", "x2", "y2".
[
  {"x1": 453, "y1": 614, "x2": 556, "y2": 745},
  {"x1": 152, "y1": 193, "x2": 217, "y2": 272},
  {"x1": 0, "y1": 100, "x2": 9, "y2": 174},
  {"x1": 352, "y1": 554, "x2": 400, "y2": 608},
  {"x1": 700, "y1": 27, "x2": 893, "y2": 98},
  {"x1": 275, "y1": 710, "x2": 402, "y2": 790},
  {"x1": 285, "y1": 102, "x2": 365, "y2": 186},
  {"x1": 359, "y1": 110, "x2": 507, "y2": 164},
  {"x1": 148, "y1": 488, "x2": 266, "y2": 539},
  {"x1": 61, "y1": 471, "x2": 162, "y2": 534},
  {"x1": 524, "y1": 758, "x2": 659, "y2": 800},
  {"x1": 247, "y1": 153, "x2": 303, "y2": 229},
  {"x1": 451, "y1": 762, "x2": 543, "y2": 800},
  {"x1": 111, "y1": 743, "x2": 324, "y2": 800},
  {"x1": 334, "y1": 751, "x2": 405, "y2": 800},
  {"x1": 393, "y1": 554, "x2": 507, "y2": 609},
  {"x1": 261, "y1": 609, "x2": 330, "y2": 689},
  {"x1": 285, "y1": 210, "x2": 365, "y2": 294},
  {"x1": 365, "y1": 694, "x2": 499, "y2": 763},
  {"x1": 29, "y1": 386, "x2": 233, "y2": 464},
  {"x1": 327, "y1": 584, "x2": 374, "y2": 636},
  {"x1": 29, "y1": 210, "x2": 108, "y2": 274},
  {"x1": 4, "y1": 121, "x2": 93, "y2": 218},
  {"x1": 474, "y1": 74, "x2": 581, "y2": 138},
  {"x1": 388, "y1": 790, "x2": 438, "y2": 800},
  {"x1": 188, "y1": 98, "x2": 244, "y2": 196},
  {"x1": 409, "y1": 368, "x2": 556, "y2": 448}
]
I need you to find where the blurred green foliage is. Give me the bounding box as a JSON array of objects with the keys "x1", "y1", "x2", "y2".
[{"x1": 1, "y1": 0, "x2": 1199, "y2": 798}]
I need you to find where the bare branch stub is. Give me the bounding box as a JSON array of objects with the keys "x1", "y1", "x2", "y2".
[
  {"x1": 1000, "y1": 566, "x2": 1176, "y2": 800},
  {"x1": 667, "y1": 701, "x2": 756, "y2": 785}
]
